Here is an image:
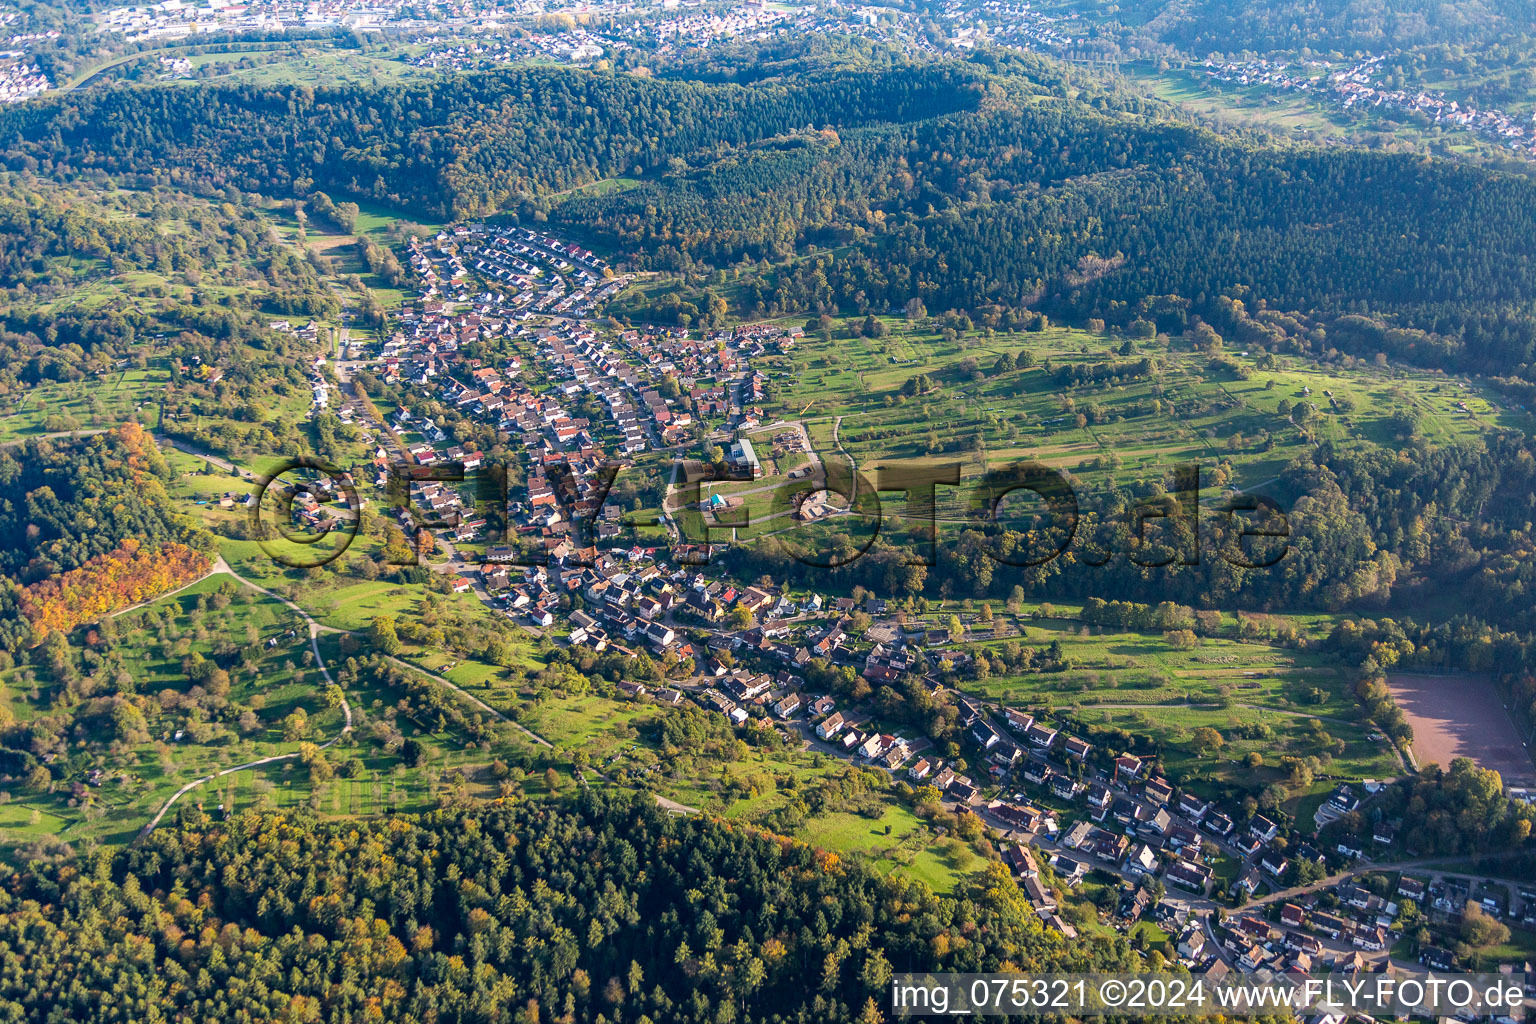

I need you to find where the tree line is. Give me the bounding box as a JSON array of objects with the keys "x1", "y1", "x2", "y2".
[{"x1": 0, "y1": 794, "x2": 1143, "y2": 1022}]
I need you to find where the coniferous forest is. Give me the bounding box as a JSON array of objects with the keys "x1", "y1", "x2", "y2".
[{"x1": 0, "y1": 794, "x2": 1131, "y2": 1023}]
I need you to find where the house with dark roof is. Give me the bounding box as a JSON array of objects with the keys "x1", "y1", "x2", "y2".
[{"x1": 1166, "y1": 859, "x2": 1212, "y2": 893}]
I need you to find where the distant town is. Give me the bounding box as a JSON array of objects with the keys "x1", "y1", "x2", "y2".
[{"x1": 1195, "y1": 54, "x2": 1536, "y2": 159}]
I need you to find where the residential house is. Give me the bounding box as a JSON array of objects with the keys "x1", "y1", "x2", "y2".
[
  {"x1": 1050, "y1": 854, "x2": 1088, "y2": 885},
  {"x1": 1352, "y1": 926, "x2": 1388, "y2": 952},
  {"x1": 1124, "y1": 844, "x2": 1159, "y2": 878},
  {"x1": 1166, "y1": 859, "x2": 1213, "y2": 894},
  {"x1": 972, "y1": 721, "x2": 1002, "y2": 750},
  {"x1": 1249, "y1": 815, "x2": 1279, "y2": 842},
  {"x1": 947, "y1": 779, "x2": 979, "y2": 804},
  {"x1": 1203, "y1": 812, "x2": 1235, "y2": 836},
  {"x1": 1049, "y1": 773, "x2": 1079, "y2": 800},
  {"x1": 1063, "y1": 735, "x2": 1092, "y2": 761},
  {"x1": 1115, "y1": 754, "x2": 1144, "y2": 782},
  {"x1": 1003, "y1": 844, "x2": 1039, "y2": 878},
  {"x1": 1004, "y1": 708, "x2": 1034, "y2": 735},
  {"x1": 1117, "y1": 888, "x2": 1153, "y2": 923},
  {"x1": 1310, "y1": 912, "x2": 1350, "y2": 940},
  {"x1": 1177, "y1": 792, "x2": 1210, "y2": 820},
  {"x1": 1025, "y1": 722, "x2": 1058, "y2": 750}
]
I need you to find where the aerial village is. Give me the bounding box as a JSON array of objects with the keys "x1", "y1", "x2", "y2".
[
  {"x1": 1195, "y1": 54, "x2": 1536, "y2": 158},
  {"x1": 266, "y1": 220, "x2": 1534, "y2": 991}
]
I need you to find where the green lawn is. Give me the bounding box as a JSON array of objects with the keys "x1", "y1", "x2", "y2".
[
  {"x1": 0, "y1": 366, "x2": 167, "y2": 443},
  {"x1": 0, "y1": 574, "x2": 346, "y2": 849}
]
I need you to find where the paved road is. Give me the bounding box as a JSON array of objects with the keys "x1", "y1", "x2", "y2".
[
  {"x1": 1244, "y1": 853, "x2": 1502, "y2": 910},
  {"x1": 154, "y1": 433, "x2": 254, "y2": 479}
]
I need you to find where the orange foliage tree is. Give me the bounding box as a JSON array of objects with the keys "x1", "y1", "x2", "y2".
[{"x1": 19, "y1": 538, "x2": 212, "y2": 640}]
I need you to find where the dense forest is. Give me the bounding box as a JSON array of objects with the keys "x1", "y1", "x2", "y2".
[
  {"x1": 0, "y1": 795, "x2": 1138, "y2": 1023},
  {"x1": 0, "y1": 425, "x2": 214, "y2": 651},
  {"x1": 574, "y1": 99, "x2": 1536, "y2": 380},
  {"x1": 13, "y1": 58, "x2": 1536, "y2": 382},
  {"x1": 0, "y1": 64, "x2": 984, "y2": 219}
]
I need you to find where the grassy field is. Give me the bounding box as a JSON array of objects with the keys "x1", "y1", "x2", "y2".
[
  {"x1": 762, "y1": 319, "x2": 1521, "y2": 497},
  {"x1": 1121, "y1": 64, "x2": 1520, "y2": 163},
  {"x1": 971, "y1": 623, "x2": 1351, "y2": 709},
  {"x1": 916, "y1": 602, "x2": 1402, "y2": 795},
  {"x1": 520, "y1": 690, "x2": 967, "y2": 891},
  {"x1": 0, "y1": 366, "x2": 166, "y2": 443},
  {"x1": 692, "y1": 316, "x2": 1526, "y2": 552},
  {"x1": 0, "y1": 574, "x2": 345, "y2": 848},
  {"x1": 1126, "y1": 66, "x2": 1356, "y2": 140},
  {"x1": 171, "y1": 47, "x2": 431, "y2": 89}
]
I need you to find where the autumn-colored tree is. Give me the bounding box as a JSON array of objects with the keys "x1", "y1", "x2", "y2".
[{"x1": 20, "y1": 539, "x2": 211, "y2": 640}]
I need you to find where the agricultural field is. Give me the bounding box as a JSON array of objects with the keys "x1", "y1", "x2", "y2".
[
  {"x1": 731, "y1": 317, "x2": 1526, "y2": 546},
  {"x1": 164, "y1": 447, "x2": 534, "y2": 649},
  {"x1": 265, "y1": 195, "x2": 445, "y2": 314},
  {"x1": 1074, "y1": 701, "x2": 1397, "y2": 792},
  {"x1": 3, "y1": 180, "x2": 324, "y2": 321},
  {"x1": 0, "y1": 563, "x2": 559, "y2": 858},
  {"x1": 0, "y1": 366, "x2": 166, "y2": 443}
]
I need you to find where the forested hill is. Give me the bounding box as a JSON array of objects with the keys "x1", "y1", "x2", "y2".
[
  {"x1": 0, "y1": 794, "x2": 1135, "y2": 1023},
  {"x1": 11, "y1": 58, "x2": 1536, "y2": 374},
  {"x1": 0, "y1": 64, "x2": 986, "y2": 219}
]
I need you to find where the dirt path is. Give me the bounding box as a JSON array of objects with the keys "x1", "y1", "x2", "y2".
[
  {"x1": 381, "y1": 655, "x2": 551, "y2": 748},
  {"x1": 110, "y1": 561, "x2": 223, "y2": 617},
  {"x1": 138, "y1": 559, "x2": 354, "y2": 839},
  {"x1": 133, "y1": 560, "x2": 722, "y2": 831},
  {"x1": 0, "y1": 427, "x2": 111, "y2": 449},
  {"x1": 654, "y1": 794, "x2": 700, "y2": 815},
  {"x1": 133, "y1": 552, "x2": 703, "y2": 835}
]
